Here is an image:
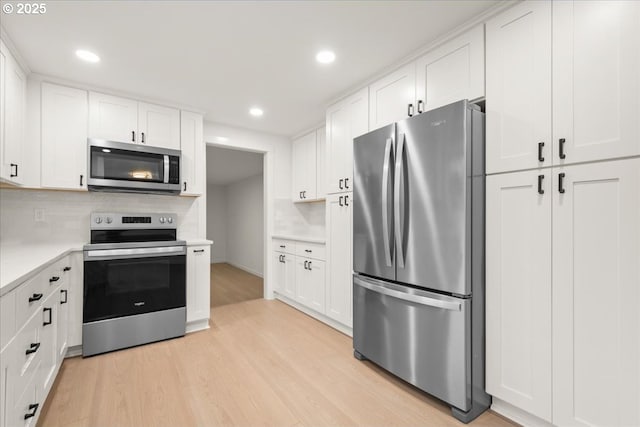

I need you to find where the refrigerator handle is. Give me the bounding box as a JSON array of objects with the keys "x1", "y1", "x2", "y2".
[
  {"x1": 382, "y1": 136, "x2": 394, "y2": 267},
  {"x1": 394, "y1": 133, "x2": 406, "y2": 268}
]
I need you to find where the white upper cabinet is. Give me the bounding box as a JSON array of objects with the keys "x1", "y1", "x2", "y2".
[
  {"x1": 326, "y1": 88, "x2": 368, "y2": 195},
  {"x1": 180, "y1": 111, "x2": 204, "y2": 196},
  {"x1": 41, "y1": 83, "x2": 88, "y2": 190},
  {"x1": 415, "y1": 24, "x2": 485, "y2": 112},
  {"x1": 88, "y1": 92, "x2": 138, "y2": 143},
  {"x1": 138, "y1": 102, "x2": 180, "y2": 150},
  {"x1": 89, "y1": 92, "x2": 180, "y2": 150},
  {"x1": 553, "y1": 1, "x2": 640, "y2": 165},
  {"x1": 0, "y1": 39, "x2": 26, "y2": 186},
  {"x1": 486, "y1": 0, "x2": 552, "y2": 174},
  {"x1": 552, "y1": 158, "x2": 640, "y2": 427},
  {"x1": 292, "y1": 130, "x2": 317, "y2": 202},
  {"x1": 316, "y1": 126, "x2": 326, "y2": 199},
  {"x1": 368, "y1": 63, "x2": 416, "y2": 131},
  {"x1": 486, "y1": 170, "x2": 552, "y2": 422}
]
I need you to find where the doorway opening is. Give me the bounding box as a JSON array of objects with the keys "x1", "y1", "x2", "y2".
[{"x1": 206, "y1": 145, "x2": 264, "y2": 308}]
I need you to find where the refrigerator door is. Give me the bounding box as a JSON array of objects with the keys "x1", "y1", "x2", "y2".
[
  {"x1": 353, "y1": 124, "x2": 396, "y2": 281},
  {"x1": 395, "y1": 100, "x2": 473, "y2": 296},
  {"x1": 353, "y1": 274, "x2": 471, "y2": 411}
]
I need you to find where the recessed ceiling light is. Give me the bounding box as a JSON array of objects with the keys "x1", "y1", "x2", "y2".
[
  {"x1": 249, "y1": 107, "x2": 264, "y2": 117},
  {"x1": 316, "y1": 50, "x2": 336, "y2": 64},
  {"x1": 75, "y1": 49, "x2": 100, "y2": 63}
]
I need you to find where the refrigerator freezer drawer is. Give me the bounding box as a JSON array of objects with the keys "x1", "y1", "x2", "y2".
[{"x1": 353, "y1": 274, "x2": 471, "y2": 412}]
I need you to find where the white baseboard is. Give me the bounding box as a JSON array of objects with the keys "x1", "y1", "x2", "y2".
[
  {"x1": 224, "y1": 261, "x2": 264, "y2": 278},
  {"x1": 186, "y1": 318, "x2": 210, "y2": 334},
  {"x1": 274, "y1": 292, "x2": 353, "y2": 337},
  {"x1": 491, "y1": 397, "x2": 553, "y2": 427},
  {"x1": 65, "y1": 345, "x2": 83, "y2": 358}
]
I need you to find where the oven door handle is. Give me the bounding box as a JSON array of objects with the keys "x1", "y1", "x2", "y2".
[{"x1": 85, "y1": 245, "x2": 186, "y2": 261}]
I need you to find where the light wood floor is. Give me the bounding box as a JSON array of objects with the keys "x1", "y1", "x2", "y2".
[
  {"x1": 38, "y1": 299, "x2": 517, "y2": 427},
  {"x1": 210, "y1": 263, "x2": 264, "y2": 308}
]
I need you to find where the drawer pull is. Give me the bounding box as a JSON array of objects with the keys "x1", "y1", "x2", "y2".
[
  {"x1": 43, "y1": 307, "x2": 53, "y2": 326},
  {"x1": 29, "y1": 293, "x2": 43, "y2": 303},
  {"x1": 305, "y1": 249, "x2": 312, "y2": 253},
  {"x1": 50, "y1": 276, "x2": 60, "y2": 283},
  {"x1": 24, "y1": 403, "x2": 39, "y2": 420},
  {"x1": 61, "y1": 289, "x2": 68, "y2": 304},
  {"x1": 63, "y1": 266, "x2": 72, "y2": 272},
  {"x1": 193, "y1": 249, "x2": 205, "y2": 253},
  {"x1": 25, "y1": 343, "x2": 40, "y2": 355},
  {"x1": 279, "y1": 245, "x2": 285, "y2": 248}
]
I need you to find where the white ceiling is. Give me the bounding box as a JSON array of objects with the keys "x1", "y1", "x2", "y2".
[
  {"x1": 206, "y1": 145, "x2": 263, "y2": 186},
  {"x1": 2, "y1": 0, "x2": 498, "y2": 136}
]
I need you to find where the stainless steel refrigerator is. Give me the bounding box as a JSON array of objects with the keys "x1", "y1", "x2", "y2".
[{"x1": 352, "y1": 100, "x2": 490, "y2": 423}]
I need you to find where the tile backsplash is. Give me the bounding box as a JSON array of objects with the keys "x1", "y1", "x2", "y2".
[
  {"x1": 274, "y1": 198, "x2": 325, "y2": 238},
  {"x1": 0, "y1": 188, "x2": 202, "y2": 246}
]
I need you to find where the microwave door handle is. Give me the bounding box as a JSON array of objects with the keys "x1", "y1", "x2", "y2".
[{"x1": 163, "y1": 155, "x2": 170, "y2": 184}]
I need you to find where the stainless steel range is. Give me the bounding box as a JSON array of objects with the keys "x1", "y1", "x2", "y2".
[{"x1": 82, "y1": 212, "x2": 186, "y2": 357}]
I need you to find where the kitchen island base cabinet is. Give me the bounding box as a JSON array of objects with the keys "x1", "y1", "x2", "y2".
[{"x1": 186, "y1": 245, "x2": 211, "y2": 331}]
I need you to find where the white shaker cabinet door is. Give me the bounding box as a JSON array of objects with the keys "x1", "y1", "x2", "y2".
[
  {"x1": 553, "y1": 0, "x2": 640, "y2": 166},
  {"x1": 187, "y1": 246, "x2": 210, "y2": 323},
  {"x1": 138, "y1": 102, "x2": 180, "y2": 150},
  {"x1": 273, "y1": 252, "x2": 285, "y2": 294},
  {"x1": 486, "y1": 0, "x2": 552, "y2": 174},
  {"x1": 552, "y1": 158, "x2": 640, "y2": 427},
  {"x1": 282, "y1": 253, "x2": 296, "y2": 300},
  {"x1": 291, "y1": 130, "x2": 317, "y2": 202},
  {"x1": 180, "y1": 111, "x2": 204, "y2": 196},
  {"x1": 89, "y1": 92, "x2": 138, "y2": 143},
  {"x1": 416, "y1": 24, "x2": 485, "y2": 113},
  {"x1": 485, "y1": 170, "x2": 552, "y2": 422},
  {"x1": 368, "y1": 62, "x2": 416, "y2": 131},
  {"x1": 0, "y1": 40, "x2": 26, "y2": 185},
  {"x1": 325, "y1": 193, "x2": 353, "y2": 327},
  {"x1": 41, "y1": 83, "x2": 88, "y2": 190},
  {"x1": 316, "y1": 126, "x2": 326, "y2": 199}
]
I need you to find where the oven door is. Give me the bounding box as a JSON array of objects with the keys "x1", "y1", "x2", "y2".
[{"x1": 83, "y1": 245, "x2": 186, "y2": 323}]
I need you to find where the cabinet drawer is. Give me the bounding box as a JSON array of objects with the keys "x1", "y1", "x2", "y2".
[
  {"x1": 273, "y1": 239, "x2": 295, "y2": 254},
  {"x1": 11, "y1": 310, "x2": 43, "y2": 402},
  {"x1": 15, "y1": 273, "x2": 47, "y2": 330},
  {"x1": 295, "y1": 242, "x2": 325, "y2": 260},
  {"x1": 7, "y1": 363, "x2": 42, "y2": 427}
]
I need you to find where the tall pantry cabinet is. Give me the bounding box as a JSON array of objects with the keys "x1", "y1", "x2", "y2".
[{"x1": 485, "y1": 1, "x2": 640, "y2": 426}]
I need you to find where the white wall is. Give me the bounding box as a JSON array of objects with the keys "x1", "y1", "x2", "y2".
[
  {"x1": 206, "y1": 184, "x2": 227, "y2": 263},
  {"x1": 224, "y1": 173, "x2": 264, "y2": 277}
]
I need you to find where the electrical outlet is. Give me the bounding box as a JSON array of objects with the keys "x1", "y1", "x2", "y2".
[{"x1": 34, "y1": 208, "x2": 45, "y2": 222}]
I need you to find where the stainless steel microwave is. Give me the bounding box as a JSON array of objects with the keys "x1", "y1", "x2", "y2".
[{"x1": 87, "y1": 139, "x2": 181, "y2": 194}]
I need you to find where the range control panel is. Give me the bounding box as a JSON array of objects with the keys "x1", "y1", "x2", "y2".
[{"x1": 90, "y1": 213, "x2": 176, "y2": 229}]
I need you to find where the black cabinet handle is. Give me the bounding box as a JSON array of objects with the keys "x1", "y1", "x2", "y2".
[
  {"x1": 305, "y1": 249, "x2": 312, "y2": 253},
  {"x1": 29, "y1": 293, "x2": 43, "y2": 303},
  {"x1": 183, "y1": 182, "x2": 187, "y2": 192},
  {"x1": 417, "y1": 100, "x2": 424, "y2": 114},
  {"x1": 304, "y1": 260, "x2": 308, "y2": 269},
  {"x1": 538, "y1": 175, "x2": 545, "y2": 195},
  {"x1": 558, "y1": 172, "x2": 566, "y2": 194},
  {"x1": 559, "y1": 138, "x2": 566, "y2": 159},
  {"x1": 50, "y1": 276, "x2": 60, "y2": 283},
  {"x1": 132, "y1": 131, "x2": 136, "y2": 142},
  {"x1": 345, "y1": 178, "x2": 349, "y2": 189},
  {"x1": 141, "y1": 132, "x2": 145, "y2": 143},
  {"x1": 279, "y1": 245, "x2": 285, "y2": 248},
  {"x1": 407, "y1": 103, "x2": 414, "y2": 117},
  {"x1": 63, "y1": 266, "x2": 71, "y2": 272},
  {"x1": 339, "y1": 196, "x2": 343, "y2": 207},
  {"x1": 193, "y1": 249, "x2": 205, "y2": 253},
  {"x1": 43, "y1": 307, "x2": 53, "y2": 326},
  {"x1": 345, "y1": 195, "x2": 350, "y2": 206},
  {"x1": 308, "y1": 261, "x2": 312, "y2": 270},
  {"x1": 538, "y1": 142, "x2": 545, "y2": 162},
  {"x1": 80, "y1": 174, "x2": 84, "y2": 186},
  {"x1": 24, "y1": 403, "x2": 39, "y2": 420},
  {"x1": 61, "y1": 289, "x2": 68, "y2": 304},
  {"x1": 25, "y1": 342, "x2": 40, "y2": 355},
  {"x1": 10, "y1": 163, "x2": 18, "y2": 178},
  {"x1": 339, "y1": 179, "x2": 344, "y2": 190},
  {"x1": 302, "y1": 191, "x2": 306, "y2": 199}
]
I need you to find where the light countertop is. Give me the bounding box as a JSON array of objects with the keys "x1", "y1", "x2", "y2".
[
  {"x1": 272, "y1": 234, "x2": 326, "y2": 244},
  {"x1": 0, "y1": 242, "x2": 85, "y2": 297},
  {"x1": 185, "y1": 239, "x2": 213, "y2": 246}
]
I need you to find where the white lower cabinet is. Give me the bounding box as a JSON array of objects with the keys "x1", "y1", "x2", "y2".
[
  {"x1": 39, "y1": 290, "x2": 58, "y2": 395},
  {"x1": 186, "y1": 245, "x2": 210, "y2": 324},
  {"x1": 295, "y1": 258, "x2": 325, "y2": 314},
  {"x1": 486, "y1": 158, "x2": 640, "y2": 426},
  {"x1": 325, "y1": 193, "x2": 353, "y2": 327}
]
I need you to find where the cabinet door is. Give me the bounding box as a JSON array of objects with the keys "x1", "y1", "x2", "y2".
[
  {"x1": 57, "y1": 259, "x2": 72, "y2": 361},
  {"x1": 138, "y1": 102, "x2": 180, "y2": 150},
  {"x1": 180, "y1": 111, "x2": 204, "y2": 196},
  {"x1": 40, "y1": 292, "x2": 58, "y2": 395},
  {"x1": 486, "y1": 0, "x2": 552, "y2": 174},
  {"x1": 273, "y1": 252, "x2": 285, "y2": 293},
  {"x1": 369, "y1": 63, "x2": 416, "y2": 131},
  {"x1": 88, "y1": 92, "x2": 138, "y2": 143},
  {"x1": 295, "y1": 258, "x2": 312, "y2": 308},
  {"x1": 282, "y1": 253, "x2": 296, "y2": 300},
  {"x1": 316, "y1": 126, "x2": 326, "y2": 199},
  {"x1": 326, "y1": 193, "x2": 353, "y2": 327},
  {"x1": 0, "y1": 41, "x2": 26, "y2": 185},
  {"x1": 41, "y1": 83, "x2": 88, "y2": 190},
  {"x1": 485, "y1": 170, "x2": 552, "y2": 421},
  {"x1": 416, "y1": 24, "x2": 484, "y2": 113},
  {"x1": 187, "y1": 246, "x2": 210, "y2": 323},
  {"x1": 553, "y1": 158, "x2": 640, "y2": 427},
  {"x1": 326, "y1": 88, "x2": 368, "y2": 195},
  {"x1": 308, "y1": 259, "x2": 325, "y2": 314},
  {"x1": 553, "y1": 1, "x2": 640, "y2": 166},
  {"x1": 292, "y1": 130, "x2": 316, "y2": 202},
  {"x1": 66, "y1": 252, "x2": 83, "y2": 348}
]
